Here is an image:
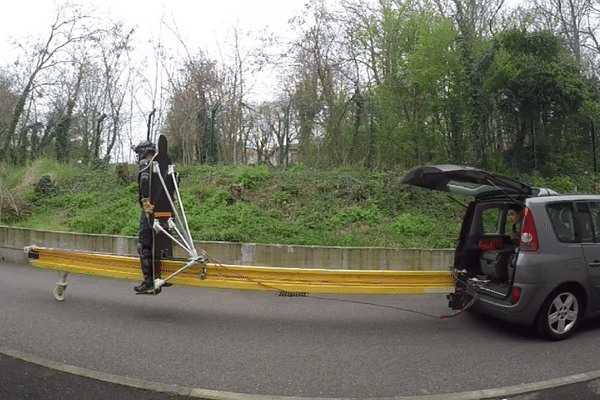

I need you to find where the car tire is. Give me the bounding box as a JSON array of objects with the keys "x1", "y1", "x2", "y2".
[{"x1": 535, "y1": 289, "x2": 582, "y2": 341}]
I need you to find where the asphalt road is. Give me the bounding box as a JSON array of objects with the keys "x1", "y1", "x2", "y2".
[{"x1": 4, "y1": 260, "x2": 600, "y2": 399}]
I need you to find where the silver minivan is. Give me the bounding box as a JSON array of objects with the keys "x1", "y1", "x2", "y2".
[{"x1": 403, "y1": 164, "x2": 600, "y2": 341}]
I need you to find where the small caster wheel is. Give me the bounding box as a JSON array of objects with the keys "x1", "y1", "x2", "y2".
[{"x1": 54, "y1": 286, "x2": 66, "y2": 301}]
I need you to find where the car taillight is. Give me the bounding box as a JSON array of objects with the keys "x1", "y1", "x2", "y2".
[
  {"x1": 511, "y1": 287, "x2": 521, "y2": 305},
  {"x1": 520, "y1": 207, "x2": 538, "y2": 252}
]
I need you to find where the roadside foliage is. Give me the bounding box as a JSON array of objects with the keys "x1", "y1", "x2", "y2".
[{"x1": 1, "y1": 0, "x2": 600, "y2": 248}]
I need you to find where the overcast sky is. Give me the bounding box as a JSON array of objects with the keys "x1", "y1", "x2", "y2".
[
  {"x1": 0, "y1": 0, "x2": 311, "y2": 84},
  {"x1": 0, "y1": 0, "x2": 306, "y2": 57}
]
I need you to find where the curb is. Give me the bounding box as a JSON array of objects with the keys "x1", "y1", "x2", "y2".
[{"x1": 2, "y1": 347, "x2": 600, "y2": 400}]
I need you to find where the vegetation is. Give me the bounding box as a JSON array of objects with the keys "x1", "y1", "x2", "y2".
[
  {"x1": 1, "y1": 1, "x2": 600, "y2": 248},
  {"x1": 3, "y1": 161, "x2": 600, "y2": 249},
  {"x1": 0, "y1": 0, "x2": 599, "y2": 180}
]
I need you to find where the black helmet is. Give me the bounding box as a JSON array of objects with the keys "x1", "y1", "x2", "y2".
[{"x1": 132, "y1": 140, "x2": 156, "y2": 159}]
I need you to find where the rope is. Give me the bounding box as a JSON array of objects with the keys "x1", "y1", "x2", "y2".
[
  {"x1": 307, "y1": 290, "x2": 478, "y2": 320},
  {"x1": 203, "y1": 253, "x2": 478, "y2": 320},
  {"x1": 205, "y1": 254, "x2": 288, "y2": 293}
]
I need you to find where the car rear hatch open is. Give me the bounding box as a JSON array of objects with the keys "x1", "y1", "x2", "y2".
[
  {"x1": 403, "y1": 165, "x2": 534, "y2": 307},
  {"x1": 402, "y1": 164, "x2": 532, "y2": 199}
]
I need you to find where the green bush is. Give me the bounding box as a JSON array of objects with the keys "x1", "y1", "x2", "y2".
[
  {"x1": 329, "y1": 205, "x2": 381, "y2": 229},
  {"x1": 33, "y1": 175, "x2": 57, "y2": 199},
  {"x1": 295, "y1": 209, "x2": 329, "y2": 231},
  {"x1": 234, "y1": 165, "x2": 270, "y2": 189},
  {"x1": 66, "y1": 196, "x2": 138, "y2": 235},
  {"x1": 549, "y1": 176, "x2": 575, "y2": 193},
  {"x1": 389, "y1": 212, "x2": 458, "y2": 248},
  {"x1": 73, "y1": 192, "x2": 98, "y2": 209},
  {"x1": 24, "y1": 187, "x2": 36, "y2": 203},
  {"x1": 272, "y1": 190, "x2": 290, "y2": 205},
  {"x1": 208, "y1": 189, "x2": 233, "y2": 207},
  {"x1": 68, "y1": 211, "x2": 106, "y2": 233},
  {"x1": 288, "y1": 162, "x2": 306, "y2": 172}
]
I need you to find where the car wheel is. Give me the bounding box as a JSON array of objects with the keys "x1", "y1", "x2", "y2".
[{"x1": 536, "y1": 290, "x2": 582, "y2": 341}]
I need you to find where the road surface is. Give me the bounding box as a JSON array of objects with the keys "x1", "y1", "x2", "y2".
[{"x1": 3, "y1": 260, "x2": 600, "y2": 398}]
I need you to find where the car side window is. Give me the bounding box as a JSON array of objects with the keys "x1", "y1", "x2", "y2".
[
  {"x1": 575, "y1": 202, "x2": 594, "y2": 243},
  {"x1": 481, "y1": 208, "x2": 501, "y2": 234},
  {"x1": 547, "y1": 203, "x2": 576, "y2": 243},
  {"x1": 589, "y1": 202, "x2": 600, "y2": 243}
]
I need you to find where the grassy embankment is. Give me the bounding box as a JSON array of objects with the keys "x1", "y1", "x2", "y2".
[{"x1": 1, "y1": 159, "x2": 595, "y2": 249}]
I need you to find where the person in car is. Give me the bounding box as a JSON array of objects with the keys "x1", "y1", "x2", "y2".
[{"x1": 507, "y1": 204, "x2": 523, "y2": 243}]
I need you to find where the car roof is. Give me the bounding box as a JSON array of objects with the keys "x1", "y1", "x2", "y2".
[{"x1": 526, "y1": 194, "x2": 600, "y2": 204}]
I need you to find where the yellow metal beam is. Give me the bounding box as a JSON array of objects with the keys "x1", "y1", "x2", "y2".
[{"x1": 26, "y1": 246, "x2": 455, "y2": 295}]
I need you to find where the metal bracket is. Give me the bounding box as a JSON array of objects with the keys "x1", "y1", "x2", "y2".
[{"x1": 154, "y1": 255, "x2": 206, "y2": 289}]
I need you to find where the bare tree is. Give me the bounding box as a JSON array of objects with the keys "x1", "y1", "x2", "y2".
[
  {"x1": 533, "y1": 0, "x2": 590, "y2": 64},
  {"x1": 0, "y1": 69, "x2": 18, "y2": 145},
  {"x1": 218, "y1": 25, "x2": 261, "y2": 165},
  {"x1": 287, "y1": 0, "x2": 354, "y2": 166},
  {"x1": 53, "y1": 62, "x2": 85, "y2": 163},
  {"x1": 94, "y1": 21, "x2": 136, "y2": 161},
  {"x1": 246, "y1": 101, "x2": 294, "y2": 166},
  {"x1": 163, "y1": 52, "x2": 224, "y2": 164},
  {"x1": 273, "y1": 99, "x2": 295, "y2": 166},
  {"x1": 531, "y1": 0, "x2": 600, "y2": 81},
  {"x1": 1, "y1": 3, "x2": 100, "y2": 163}
]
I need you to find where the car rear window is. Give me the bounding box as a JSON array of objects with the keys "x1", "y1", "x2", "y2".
[
  {"x1": 575, "y1": 202, "x2": 594, "y2": 243},
  {"x1": 588, "y1": 202, "x2": 600, "y2": 243},
  {"x1": 481, "y1": 208, "x2": 501, "y2": 234},
  {"x1": 547, "y1": 203, "x2": 576, "y2": 242}
]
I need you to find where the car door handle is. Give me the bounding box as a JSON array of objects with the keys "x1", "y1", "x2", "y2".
[{"x1": 590, "y1": 261, "x2": 600, "y2": 268}]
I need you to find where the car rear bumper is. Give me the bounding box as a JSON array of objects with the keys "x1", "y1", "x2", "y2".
[{"x1": 465, "y1": 282, "x2": 553, "y2": 325}]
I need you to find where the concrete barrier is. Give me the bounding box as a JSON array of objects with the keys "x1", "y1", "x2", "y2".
[{"x1": 0, "y1": 226, "x2": 455, "y2": 271}]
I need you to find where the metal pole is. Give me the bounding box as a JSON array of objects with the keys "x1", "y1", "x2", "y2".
[
  {"x1": 592, "y1": 117, "x2": 597, "y2": 173},
  {"x1": 146, "y1": 109, "x2": 156, "y2": 141}
]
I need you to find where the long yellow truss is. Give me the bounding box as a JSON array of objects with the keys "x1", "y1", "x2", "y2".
[{"x1": 26, "y1": 246, "x2": 455, "y2": 295}]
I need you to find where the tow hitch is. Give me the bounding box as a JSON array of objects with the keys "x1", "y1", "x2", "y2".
[{"x1": 447, "y1": 291, "x2": 469, "y2": 310}]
